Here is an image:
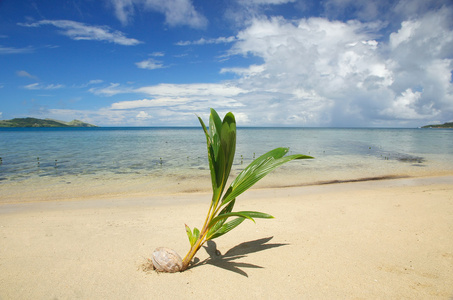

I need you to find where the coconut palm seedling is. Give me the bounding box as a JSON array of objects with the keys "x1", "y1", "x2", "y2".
[{"x1": 151, "y1": 109, "x2": 313, "y2": 272}]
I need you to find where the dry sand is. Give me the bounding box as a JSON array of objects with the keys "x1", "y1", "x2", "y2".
[{"x1": 1, "y1": 176, "x2": 452, "y2": 299}]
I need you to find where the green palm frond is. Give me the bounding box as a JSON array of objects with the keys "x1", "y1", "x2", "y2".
[{"x1": 181, "y1": 109, "x2": 313, "y2": 271}]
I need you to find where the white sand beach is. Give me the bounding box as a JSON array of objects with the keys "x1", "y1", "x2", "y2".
[{"x1": 1, "y1": 175, "x2": 452, "y2": 299}]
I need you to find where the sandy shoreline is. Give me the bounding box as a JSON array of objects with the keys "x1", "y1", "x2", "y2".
[
  {"x1": 1, "y1": 176, "x2": 453, "y2": 299},
  {"x1": 2, "y1": 167, "x2": 453, "y2": 204}
]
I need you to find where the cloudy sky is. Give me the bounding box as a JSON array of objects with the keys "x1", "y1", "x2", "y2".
[{"x1": 0, "y1": 0, "x2": 452, "y2": 127}]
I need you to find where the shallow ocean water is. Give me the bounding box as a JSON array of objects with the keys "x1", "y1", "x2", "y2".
[{"x1": 1, "y1": 127, "x2": 452, "y2": 199}]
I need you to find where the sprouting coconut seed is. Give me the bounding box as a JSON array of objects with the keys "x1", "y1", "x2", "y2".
[
  {"x1": 151, "y1": 247, "x2": 183, "y2": 273},
  {"x1": 150, "y1": 109, "x2": 313, "y2": 272}
]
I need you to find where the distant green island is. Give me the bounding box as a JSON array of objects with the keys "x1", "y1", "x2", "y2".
[
  {"x1": 0, "y1": 117, "x2": 97, "y2": 128},
  {"x1": 421, "y1": 122, "x2": 453, "y2": 128}
]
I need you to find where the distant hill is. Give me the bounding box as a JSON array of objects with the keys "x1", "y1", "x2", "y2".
[
  {"x1": 421, "y1": 122, "x2": 453, "y2": 128},
  {"x1": 0, "y1": 117, "x2": 97, "y2": 128}
]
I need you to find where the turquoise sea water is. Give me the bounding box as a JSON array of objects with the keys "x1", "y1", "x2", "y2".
[{"x1": 1, "y1": 127, "x2": 453, "y2": 187}]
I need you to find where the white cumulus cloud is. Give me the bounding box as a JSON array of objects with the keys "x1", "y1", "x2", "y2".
[
  {"x1": 219, "y1": 9, "x2": 453, "y2": 127},
  {"x1": 111, "y1": 98, "x2": 190, "y2": 109},
  {"x1": 136, "y1": 111, "x2": 152, "y2": 120},
  {"x1": 102, "y1": 83, "x2": 246, "y2": 125},
  {"x1": 89, "y1": 83, "x2": 133, "y2": 96},
  {"x1": 136, "y1": 83, "x2": 246, "y2": 98},
  {"x1": 381, "y1": 88, "x2": 428, "y2": 120},
  {"x1": 135, "y1": 58, "x2": 165, "y2": 70},
  {"x1": 108, "y1": 0, "x2": 207, "y2": 28}
]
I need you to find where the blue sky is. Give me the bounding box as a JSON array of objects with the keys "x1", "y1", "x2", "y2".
[{"x1": 0, "y1": 0, "x2": 452, "y2": 127}]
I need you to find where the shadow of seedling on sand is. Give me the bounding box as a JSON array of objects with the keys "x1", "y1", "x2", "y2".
[{"x1": 191, "y1": 237, "x2": 288, "y2": 277}]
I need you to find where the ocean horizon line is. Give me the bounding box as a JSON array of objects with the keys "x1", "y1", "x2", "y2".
[{"x1": 0, "y1": 125, "x2": 436, "y2": 131}]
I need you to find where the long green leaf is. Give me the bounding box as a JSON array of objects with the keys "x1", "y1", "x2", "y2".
[
  {"x1": 198, "y1": 116, "x2": 218, "y2": 193},
  {"x1": 207, "y1": 210, "x2": 274, "y2": 239},
  {"x1": 208, "y1": 211, "x2": 274, "y2": 228},
  {"x1": 208, "y1": 212, "x2": 254, "y2": 227},
  {"x1": 185, "y1": 224, "x2": 196, "y2": 247},
  {"x1": 231, "y1": 148, "x2": 289, "y2": 189},
  {"x1": 221, "y1": 148, "x2": 313, "y2": 205},
  {"x1": 207, "y1": 217, "x2": 245, "y2": 240},
  {"x1": 193, "y1": 227, "x2": 200, "y2": 242},
  {"x1": 200, "y1": 110, "x2": 237, "y2": 197},
  {"x1": 206, "y1": 199, "x2": 236, "y2": 238},
  {"x1": 215, "y1": 112, "x2": 236, "y2": 193},
  {"x1": 237, "y1": 211, "x2": 274, "y2": 219},
  {"x1": 209, "y1": 109, "x2": 222, "y2": 161}
]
